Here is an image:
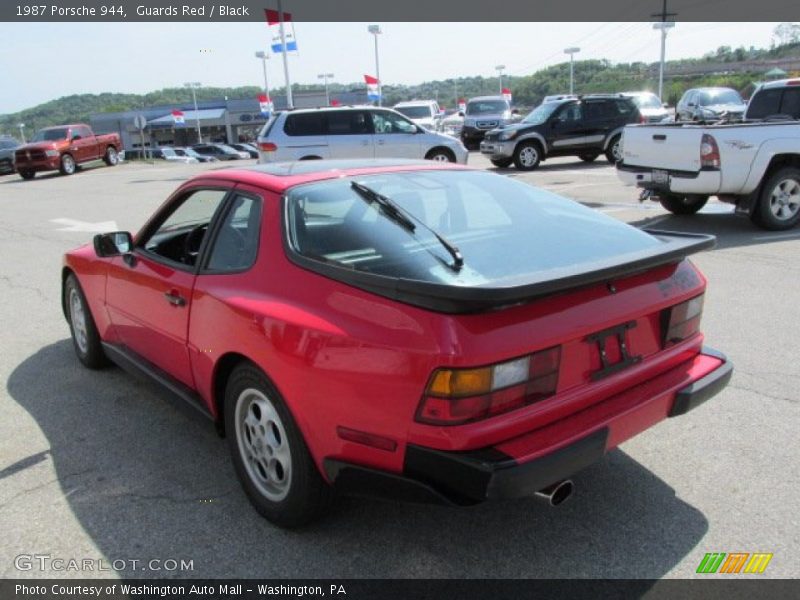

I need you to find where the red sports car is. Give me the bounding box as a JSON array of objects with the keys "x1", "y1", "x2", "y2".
[{"x1": 62, "y1": 159, "x2": 732, "y2": 527}]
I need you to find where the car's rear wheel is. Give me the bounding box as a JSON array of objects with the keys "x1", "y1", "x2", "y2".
[
  {"x1": 513, "y1": 141, "x2": 542, "y2": 171},
  {"x1": 18, "y1": 169, "x2": 35, "y2": 180},
  {"x1": 60, "y1": 154, "x2": 76, "y2": 175},
  {"x1": 490, "y1": 158, "x2": 513, "y2": 168},
  {"x1": 425, "y1": 147, "x2": 456, "y2": 162},
  {"x1": 659, "y1": 194, "x2": 709, "y2": 215},
  {"x1": 579, "y1": 152, "x2": 600, "y2": 162},
  {"x1": 65, "y1": 274, "x2": 108, "y2": 369},
  {"x1": 225, "y1": 363, "x2": 332, "y2": 528},
  {"x1": 752, "y1": 167, "x2": 800, "y2": 231},
  {"x1": 103, "y1": 146, "x2": 119, "y2": 166},
  {"x1": 605, "y1": 135, "x2": 623, "y2": 163}
]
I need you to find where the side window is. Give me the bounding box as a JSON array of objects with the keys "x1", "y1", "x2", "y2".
[
  {"x1": 206, "y1": 194, "x2": 262, "y2": 272},
  {"x1": 284, "y1": 113, "x2": 325, "y2": 136},
  {"x1": 584, "y1": 102, "x2": 603, "y2": 120},
  {"x1": 779, "y1": 88, "x2": 800, "y2": 119},
  {"x1": 747, "y1": 89, "x2": 782, "y2": 119},
  {"x1": 372, "y1": 111, "x2": 417, "y2": 134},
  {"x1": 72, "y1": 126, "x2": 90, "y2": 140},
  {"x1": 140, "y1": 189, "x2": 228, "y2": 266},
  {"x1": 557, "y1": 103, "x2": 582, "y2": 122},
  {"x1": 327, "y1": 111, "x2": 371, "y2": 135},
  {"x1": 615, "y1": 100, "x2": 634, "y2": 115}
]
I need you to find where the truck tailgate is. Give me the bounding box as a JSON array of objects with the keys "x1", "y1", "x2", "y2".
[{"x1": 622, "y1": 125, "x2": 704, "y2": 172}]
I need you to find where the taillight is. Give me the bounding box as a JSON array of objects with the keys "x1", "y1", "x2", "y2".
[
  {"x1": 416, "y1": 347, "x2": 561, "y2": 426},
  {"x1": 258, "y1": 141, "x2": 277, "y2": 152},
  {"x1": 700, "y1": 134, "x2": 720, "y2": 169},
  {"x1": 662, "y1": 294, "x2": 704, "y2": 347},
  {"x1": 787, "y1": 79, "x2": 800, "y2": 86}
]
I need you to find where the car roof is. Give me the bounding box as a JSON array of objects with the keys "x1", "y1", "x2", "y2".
[
  {"x1": 468, "y1": 96, "x2": 507, "y2": 102},
  {"x1": 757, "y1": 78, "x2": 800, "y2": 89},
  {"x1": 394, "y1": 100, "x2": 437, "y2": 106},
  {"x1": 188, "y1": 159, "x2": 471, "y2": 193}
]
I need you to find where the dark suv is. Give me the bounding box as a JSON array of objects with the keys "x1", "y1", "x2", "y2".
[
  {"x1": 480, "y1": 95, "x2": 641, "y2": 170},
  {"x1": 0, "y1": 136, "x2": 21, "y2": 174}
]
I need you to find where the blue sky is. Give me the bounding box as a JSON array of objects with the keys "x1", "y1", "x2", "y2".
[{"x1": 0, "y1": 21, "x2": 782, "y2": 113}]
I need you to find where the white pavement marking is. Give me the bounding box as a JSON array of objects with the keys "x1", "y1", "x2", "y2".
[{"x1": 50, "y1": 218, "x2": 118, "y2": 232}]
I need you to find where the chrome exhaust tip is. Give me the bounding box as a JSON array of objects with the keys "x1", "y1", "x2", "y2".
[{"x1": 534, "y1": 480, "x2": 574, "y2": 507}]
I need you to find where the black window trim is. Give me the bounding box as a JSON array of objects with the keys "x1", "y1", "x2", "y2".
[{"x1": 198, "y1": 189, "x2": 264, "y2": 275}]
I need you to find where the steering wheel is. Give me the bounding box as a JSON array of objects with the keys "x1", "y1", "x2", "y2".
[{"x1": 183, "y1": 224, "x2": 208, "y2": 265}]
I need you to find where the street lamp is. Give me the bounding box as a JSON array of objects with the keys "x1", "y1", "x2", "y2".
[
  {"x1": 254, "y1": 51, "x2": 271, "y2": 104},
  {"x1": 368, "y1": 24, "x2": 382, "y2": 106},
  {"x1": 317, "y1": 73, "x2": 334, "y2": 106},
  {"x1": 564, "y1": 47, "x2": 580, "y2": 95},
  {"x1": 184, "y1": 82, "x2": 203, "y2": 144},
  {"x1": 653, "y1": 22, "x2": 675, "y2": 102},
  {"x1": 18, "y1": 123, "x2": 25, "y2": 144},
  {"x1": 495, "y1": 65, "x2": 506, "y2": 94}
]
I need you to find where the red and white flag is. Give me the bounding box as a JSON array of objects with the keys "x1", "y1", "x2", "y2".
[
  {"x1": 258, "y1": 94, "x2": 273, "y2": 115},
  {"x1": 265, "y1": 9, "x2": 298, "y2": 53},
  {"x1": 171, "y1": 110, "x2": 185, "y2": 125},
  {"x1": 364, "y1": 74, "x2": 380, "y2": 102},
  {"x1": 502, "y1": 88, "x2": 512, "y2": 103}
]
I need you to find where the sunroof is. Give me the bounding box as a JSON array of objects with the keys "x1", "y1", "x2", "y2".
[{"x1": 243, "y1": 158, "x2": 433, "y2": 177}]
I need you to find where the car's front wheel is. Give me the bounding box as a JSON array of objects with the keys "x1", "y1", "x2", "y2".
[
  {"x1": 65, "y1": 274, "x2": 108, "y2": 369},
  {"x1": 225, "y1": 363, "x2": 332, "y2": 528},
  {"x1": 425, "y1": 147, "x2": 456, "y2": 162},
  {"x1": 513, "y1": 141, "x2": 542, "y2": 170},
  {"x1": 659, "y1": 194, "x2": 709, "y2": 215},
  {"x1": 60, "y1": 154, "x2": 76, "y2": 175},
  {"x1": 752, "y1": 167, "x2": 800, "y2": 230}
]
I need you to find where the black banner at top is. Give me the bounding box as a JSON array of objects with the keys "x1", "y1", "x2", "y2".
[{"x1": 0, "y1": 0, "x2": 798, "y2": 22}]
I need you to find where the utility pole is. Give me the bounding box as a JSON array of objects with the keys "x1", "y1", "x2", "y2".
[
  {"x1": 652, "y1": 0, "x2": 677, "y2": 102},
  {"x1": 277, "y1": 0, "x2": 293, "y2": 109},
  {"x1": 564, "y1": 47, "x2": 580, "y2": 95},
  {"x1": 368, "y1": 25, "x2": 382, "y2": 106},
  {"x1": 255, "y1": 51, "x2": 271, "y2": 101},
  {"x1": 184, "y1": 82, "x2": 202, "y2": 143},
  {"x1": 317, "y1": 73, "x2": 334, "y2": 105},
  {"x1": 495, "y1": 65, "x2": 506, "y2": 94}
]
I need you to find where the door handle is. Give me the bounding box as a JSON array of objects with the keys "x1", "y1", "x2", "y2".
[{"x1": 164, "y1": 291, "x2": 186, "y2": 307}]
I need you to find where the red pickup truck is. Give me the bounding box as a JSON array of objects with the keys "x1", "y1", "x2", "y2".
[{"x1": 14, "y1": 124, "x2": 122, "y2": 180}]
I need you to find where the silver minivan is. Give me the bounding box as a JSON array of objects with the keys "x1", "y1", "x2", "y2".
[{"x1": 256, "y1": 106, "x2": 468, "y2": 164}]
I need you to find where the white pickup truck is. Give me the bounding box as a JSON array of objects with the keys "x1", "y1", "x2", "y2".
[{"x1": 616, "y1": 79, "x2": 800, "y2": 230}]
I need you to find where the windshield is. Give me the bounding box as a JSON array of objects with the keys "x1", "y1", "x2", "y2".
[
  {"x1": 161, "y1": 148, "x2": 176, "y2": 156},
  {"x1": 285, "y1": 170, "x2": 660, "y2": 286},
  {"x1": 698, "y1": 90, "x2": 743, "y2": 106},
  {"x1": 31, "y1": 128, "x2": 68, "y2": 142},
  {"x1": 395, "y1": 106, "x2": 433, "y2": 119},
  {"x1": 466, "y1": 100, "x2": 509, "y2": 116},
  {"x1": 217, "y1": 144, "x2": 239, "y2": 154},
  {"x1": 522, "y1": 102, "x2": 561, "y2": 125},
  {"x1": 0, "y1": 139, "x2": 19, "y2": 149},
  {"x1": 630, "y1": 93, "x2": 662, "y2": 109}
]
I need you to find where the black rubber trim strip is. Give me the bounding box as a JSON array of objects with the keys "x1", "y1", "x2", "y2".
[
  {"x1": 669, "y1": 346, "x2": 733, "y2": 417},
  {"x1": 101, "y1": 342, "x2": 213, "y2": 420}
]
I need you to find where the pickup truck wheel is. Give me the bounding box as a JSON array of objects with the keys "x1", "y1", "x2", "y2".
[
  {"x1": 513, "y1": 141, "x2": 541, "y2": 170},
  {"x1": 103, "y1": 147, "x2": 119, "y2": 166},
  {"x1": 225, "y1": 363, "x2": 332, "y2": 528},
  {"x1": 754, "y1": 168, "x2": 800, "y2": 230},
  {"x1": 59, "y1": 154, "x2": 76, "y2": 175},
  {"x1": 579, "y1": 152, "x2": 599, "y2": 162},
  {"x1": 605, "y1": 136, "x2": 623, "y2": 163},
  {"x1": 18, "y1": 169, "x2": 35, "y2": 180},
  {"x1": 490, "y1": 158, "x2": 513, "y2": 168},
  {"x1": 659, "y1": 194, "x2": 708, "y2": 215},
  {"x1": 65, "y1": 274, "x2": 108, "y2": 369}
]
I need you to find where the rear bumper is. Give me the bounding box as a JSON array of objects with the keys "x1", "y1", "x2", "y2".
[
  {"x1": 326, "y1": 346, "x2": 732, "y2": 505},
  {"x1": 616, "y1": 162, "x2": 721, "y2": 195}
]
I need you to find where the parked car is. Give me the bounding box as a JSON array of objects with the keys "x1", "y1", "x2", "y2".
[
  {"x1": 229, "y1": 143, "x2": 259, "y2": 159},
  {"x1": 63, "y1": 159, "x2": 731, "y2": 527},
  {"x1": 14, "y1": 124, "x2": 121, "y2": 179},
  {"x1": 480, "y1": 94, "x2": 642, "y2": 170},
  {"x1": 460, "y1": 96, "x2": 518, "y2": 149},
  {"x1": 675, "y1": 87, "x2": 746, "y2": 123},
  {"x1": 256, "y1": 106, "x2": 467, "y2": 164},
  {"x1": 174, "y1": 147, "x2": 219, "y2": 163},
  {"x1": 622, "y1": 91, "x2": 670, "y2": 123},
  {"x1": 393, "y1": 100, "x2": 442, "y2": 131},
  {"x1": 193, "y1": 143, "x2": 249, "y2": 160},
  {"x1": 153, "y1": 148, "x2": 199, "y2": 163},
  {"x1": 0, "y1": 135, "x2": 21, "y2": 174},
  {"x1": 617, "y1": 78, "x2": 800, "y2": 230}
]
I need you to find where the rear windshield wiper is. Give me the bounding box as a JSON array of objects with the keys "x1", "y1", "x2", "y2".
[{"x1": 350, "y1": 181, "x2": 464, "y2": 271}]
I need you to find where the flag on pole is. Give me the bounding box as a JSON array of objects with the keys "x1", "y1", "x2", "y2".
[
  {"x1": 458, "y1": 98, "x2": 466, "y2": 113},
  {"x1": 364, "y1": 74, "x2": 381, "y2": 102},
  {"x1": 171, "y1": 110, "x2": 185, "y2": 125},
  {"x1": 502, "y1": 88, "x2": 512, "y2": 103},
  {"x1": 258, "y1": 94, "x2": 273, "y2": 116},
  {"x1": 265, "y1": 9, "x2": 298, "y2": 53}
]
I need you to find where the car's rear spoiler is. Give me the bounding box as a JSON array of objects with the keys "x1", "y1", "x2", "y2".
[{"x1": 289, "y1": 229, "x2": 715, "y2": 314}]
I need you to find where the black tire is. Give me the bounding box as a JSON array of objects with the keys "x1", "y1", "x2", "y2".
[
  {"x1": 103, "y1": 146, "x2": 119, "y2": 166},
  {"x1": 659, "y1": 194, "x2": 709, "y2": 215},
  {"x1": 513, "y1": 141, "x2": 542, "y2": 171},
  {"x1": 64, "y1": 274, "x2": 108, "y2": 369},
  {"x1": 225, "y1": 363, "x2": 332, "y2": 528},
  {"x1": 299, "y1": 155, "x2": 322, "y2": 161},
  {"x1": 605, "y1": 135, "x2": 622, "y2": 164},
  {"x1": 490, "y1": 158, "x2": 513, "y2": 168},
  {"x1": 425, "y1": 147, "x2": 456, "y2": 163},
  {"x1": 59, "y1": 154, "x2": 76, "y2": 175},
  {"x1": 751, "y1": 167, "x2": 800, "y2": 231},
  {"x1": 19, "y1": 169, "x2": 35, "y2": 180},
  {"x1": 579, "y1": 152, "x2": 600, "y2": 163}
]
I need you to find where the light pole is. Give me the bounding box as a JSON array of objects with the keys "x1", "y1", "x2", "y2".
[
  {"x1": 495, "y1": 65, "x2": 506, "y2": 94},
  {"x1": 368, "y1": 24, "x2": 382, "y2": 106},
  {"x1": 254, "y1": 51, "x2": 271, "y2": 103},
  {"x1": 317, "y1": 73, "x2": 334, "y2": 106},
  {"x1": 184, "y1": 82, "x2": 202, "y2": 143},
  {"x1": 564, "y1": 47, "x2": 580, "y2": 95},
  {"x1": 276, "y1": 0, "x2": 293, "y2": 109},
  {"x1": 653, "y1": 22, "x2": 675, "y2": 102},
  {"x1": 18, "y1": 123, "x2": 25, "y2": 144}
]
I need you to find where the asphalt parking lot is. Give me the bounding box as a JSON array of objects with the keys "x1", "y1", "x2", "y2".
[{"x1": 1, "y1": 153, "x2": 798, "y2": 580}]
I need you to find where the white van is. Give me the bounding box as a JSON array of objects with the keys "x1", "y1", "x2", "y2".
[{"x1": 392, "y1": 100, "x2": 442, "y2": 130}]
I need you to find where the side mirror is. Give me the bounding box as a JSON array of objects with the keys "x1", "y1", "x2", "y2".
[
  {"x1": 94, "y1": 231, "x2": 133, "y2": 257},
  {"x1": 72, "y1": 135, "x2": 82, "y2": 141}
]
